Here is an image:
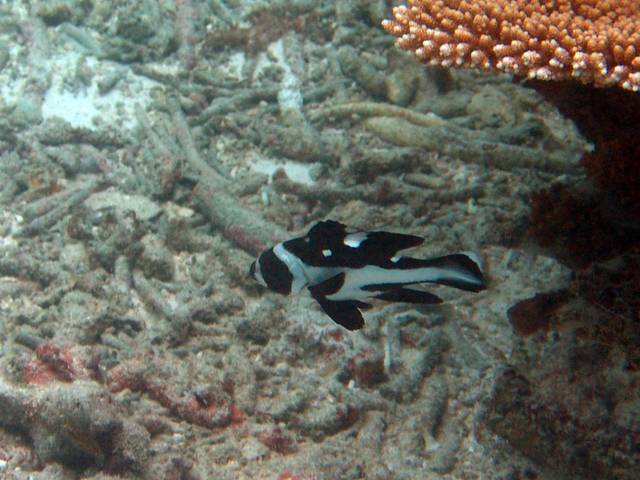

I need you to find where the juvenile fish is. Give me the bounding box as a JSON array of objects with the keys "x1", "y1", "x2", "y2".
[{"x1": 249, "y1": 220, "x2": 485, "y2": 330}]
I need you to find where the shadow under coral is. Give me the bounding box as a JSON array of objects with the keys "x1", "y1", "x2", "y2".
[{"x1": 485, "y1": 81, "x2": 640, "y2": 480}]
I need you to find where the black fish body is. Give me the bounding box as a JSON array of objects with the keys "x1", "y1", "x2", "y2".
[{"x1": 250, "y1": 220, "x2": 485, "y2": 330}]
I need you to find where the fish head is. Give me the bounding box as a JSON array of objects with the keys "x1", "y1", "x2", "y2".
[{"x1": 250, "y1": 247, "x2": 293, "y2": 295}]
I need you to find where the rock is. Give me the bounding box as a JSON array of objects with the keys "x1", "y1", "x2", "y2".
[
  {"x1": 55, "y1": 290, "x2": 110, "y2": 344},
  {"x1": 613, "y1": 400, "x2": 640, "y2": 433},
  {"x1": 137, "y1": 234, "x2": 175, "y2": 282},
  {"x1": 85, "y1": 190, "x2": 163, "y2": 221},
  {"x1": 241, "y1": 437, "x2": 269, "y2": 461}
]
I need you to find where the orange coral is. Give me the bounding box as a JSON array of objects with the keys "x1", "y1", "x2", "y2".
[{"x1": 383, "y1": 0, "x2": 640, "y2": 91}]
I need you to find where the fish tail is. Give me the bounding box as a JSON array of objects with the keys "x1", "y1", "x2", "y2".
[
  {"x1": 423, "y1": 252, "x2": 485, "y2": 292},
  {"x1": 396, "y1": 252, "x2": 485, "y2": 292}
]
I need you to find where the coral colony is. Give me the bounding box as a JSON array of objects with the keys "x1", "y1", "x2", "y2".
[{"x1": 383, "y1": 0, "x2": 640, "y2": 90}]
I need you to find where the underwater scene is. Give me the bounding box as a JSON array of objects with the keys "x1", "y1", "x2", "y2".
[{"x1": 0, "y1": 0, "x2": 639, "y2": 479}]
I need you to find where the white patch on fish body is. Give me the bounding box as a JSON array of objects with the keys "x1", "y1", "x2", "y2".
[
  {"x1": 322, "y1": 249, "x2": 332, "y2": 257},
  {"x1": 326, "y1": 264, "x2": 483, "y2": 302},
  {"x1": 344, "y1": 232, "x2": 367, "y2": 248},
  {"x1": 274, "y1": 243, "x2": 341, "y2": 294},
  {"x1": 460, "y1": 250, "x2": 484, "y2": 273},
  {"x1": 273, "y1": 243, "x2": 309, "y2": 294},
  {"x1": 253, "y1": 259, "x2": 267, "y2": 287}
]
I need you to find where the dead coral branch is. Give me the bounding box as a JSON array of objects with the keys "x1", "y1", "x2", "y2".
[{"x1": 138, "y1": 103, "x2": 286, "y2": 256}]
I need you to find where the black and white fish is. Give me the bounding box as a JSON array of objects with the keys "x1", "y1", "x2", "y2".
[{"x1": 249, "y1": 220, "x2": 485, "y2": 330}]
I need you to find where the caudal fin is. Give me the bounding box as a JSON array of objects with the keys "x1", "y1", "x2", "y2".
[{"x1": 395, "y1": 252, "x2": 485, "y2": 292}]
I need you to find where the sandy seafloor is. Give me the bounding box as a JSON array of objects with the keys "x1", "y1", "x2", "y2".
[{"x1": 0, "y1": 1, "x2": 638, "y2": 479}]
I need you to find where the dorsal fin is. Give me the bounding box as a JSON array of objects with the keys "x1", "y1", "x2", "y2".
[{"x1": 306, "y1": 220, "x2": 347, "y2": 242}]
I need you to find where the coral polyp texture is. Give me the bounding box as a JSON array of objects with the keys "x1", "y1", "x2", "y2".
[{"x1": 383, "y1": 0, "x2": 640, "y2": 91}]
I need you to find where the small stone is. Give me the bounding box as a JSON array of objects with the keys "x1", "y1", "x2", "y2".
[
  {"x1": 137, "y1": 234, "x2": 175, "y2": 282},
  {"x1": 0, "y1": 42, "x2": 9, "y2": 72},
  {"x1": 85, "y1": 190, "x2": 163, "y2": 221},
  {"x1": 59, "y1": 243, "x2": 90, "y2": 274},
  {"x1": 385, "y1": 66, "x2": 419, "y2": 106},
  {"x1": 347, "y1": 348, "x2": 387, "y2": 388},
  {"x1": 466, "y1": 86, "x2": 516, "y2": 128},
  {"x1": 241, "y1": 437, "x2": 269, "y2": 461},
  {"x1": 613, "y1": 400, "x2": 640, "y2": 433},
  {"x1": 235, "y1": 317, "x2": 270, "y2": 346},
  {"x1": 56, "y1": 290, "x2": 110, "y2": 344},
  {"x1": 110, "y1": 421, "x2": 151, "y2": 474},
  {"x1": 403, "y1": 172, "x2": 445, "y2": 189}
]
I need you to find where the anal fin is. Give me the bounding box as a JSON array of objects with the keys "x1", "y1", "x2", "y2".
[
  {"x1": 374, "y1": 288, "x2": 442, "y2": 304},
  {"x1": 316, "y1": 298, "x2": 367, "y2": 330},
  {"x1": 308, "y1": 273, "x2": 370, "y2": 330}
]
